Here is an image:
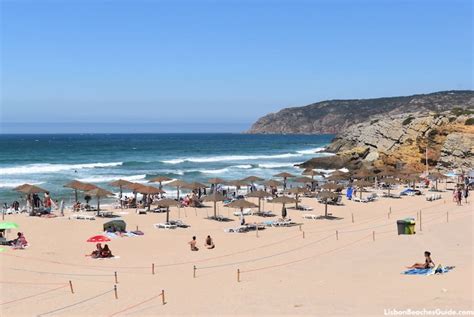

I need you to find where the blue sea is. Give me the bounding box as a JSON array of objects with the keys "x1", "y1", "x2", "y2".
[{"x1": 0, "y1": 134, "x2": 334, "y2": 203}]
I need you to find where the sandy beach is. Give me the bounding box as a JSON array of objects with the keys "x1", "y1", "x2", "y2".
[{"x1": 1, "y1": 186, "x2": 472, "y2": 317}]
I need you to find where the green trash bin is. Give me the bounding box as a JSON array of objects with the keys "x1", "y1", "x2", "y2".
[{"x1": 396, "y1": 218, "x2": 416, "y2": 235}]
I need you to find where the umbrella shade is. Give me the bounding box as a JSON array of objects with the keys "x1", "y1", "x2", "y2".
[
  {"x1": 123, "y1": 182, "x2": 145, "y2": 191},
  {"x1": 270, "y1": 196, "x2": 298, "y2": 204},
  {"x1": 287, "y1": 187, "x2": 310, "y2": 194},
  {"x1": 317, "y1": 191, "x2": 339, "y2": 200},
  {"x1": 109, "y1": 179, "x2": 134, "y2": 187},
  {"x1": 241, "y1": 176, "x2": 264, "y2": 183},
  {"x1": 325, "y1": 174, "x2": 348, "y2": 181},
  {"x1": 353, "y1": 180, "x2": 373, "y2": 188},
  {"x1": 225, "y1": 199, "x2": 258, "y2": 209},
  {"x1": 149, "y1": 176, "x2": 172, "y2": 183},
  {"x1": 428, "y1": 172, "x2": 447, "y2": 180},
  {"x1": 202, "y1": 193, "x2": 226, "y2": 202},
  {"x1": 13, "y1": 183, "x2": 32, "y2": 191},
  {"x1": 263, "y1": 180, "x2": 282, "y2": 187},
  {"x1": 86, "y1": 235, "x2": 111, "y2": 243},
  {"x1": 85, "y1": 188, "x2": 114, "y2": 197},
  {"x1": 293, "y1": 177, "x2": 313, "y2": 183},
  {"x1": 0, "y1": 222, "x2": 19, "y2": 230},
  {"x1": 321, "y1": 183, "x2": 343, "y2": 190},
  {"x1": 383, "y1": 178, "x2": 400, "y2": 185},
  {"x1": 64, "y1": 181, "x2": 97, "y2": 191},
  {"x1": 302, "y1": 169, "x2": 324, "y2": 177},
  {"x1": 155, "y1": 198, "x2": 179, "y2": 207},
  {"x1": 225, "y1": 180, "x2": 248, "y2": 187},
  {"x1": 208, "y1": 177, "x2": 226, "y2": 185},
  {"x1": 377, "y1": 167, "x2": 398, "y2": 177},
  {"x1": 274, "y1": 172, "x2": 294, "y2": 178},
  {"x1": 182, "y1": 182, "x2": 207, "y2": 190},
  {"x1": 15, "y1": 184, "x2": 48, "y2": 195},
  {"x1": 167, "y1": 180, "x2": 189, "y2": 187},
  {"x1": 136, "y1": 185, "x2": 164, "y2": 195},
  {"x1": 247, "y1": 190, "x2": 273, "y2": 198},
  {"x1": 353, "y1": 168, "x2": 375, "y2": 179}
]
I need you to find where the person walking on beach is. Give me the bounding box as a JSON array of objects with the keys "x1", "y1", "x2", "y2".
[
  {"x1": 452, "y1": 188, "x2": 457, "y2": 203},
  {"x1": 457, "y1": 188, "x2": 462, "y2": 206},
  {"x1": 463, "y1": 187, "x2": 469, "y2": 204}
]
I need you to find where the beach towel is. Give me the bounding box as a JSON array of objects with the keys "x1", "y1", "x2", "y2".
[{"x1": 403, "y1": 266, "x2": 455, "y2": 275}]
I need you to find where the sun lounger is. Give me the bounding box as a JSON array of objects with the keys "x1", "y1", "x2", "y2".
[
  {"x1": 69, "y1": 214, "x2": 96, "y2": 220},
  {"x1": 168, "y1": 220, "x2": 189, "y2": 228},
  {"x1": 254, "y1": 210, "x2": 275, "y2": 217},
  {"x1": 245, "y1": 223, "x2": 266, "y2": 231},
  {"x1": 272, "y1": 218, "x2": 295, "y2": 227},
  {"x1": 233, "y1": 208, "x2": 253, "y2": 216},
  {"x1": 302, "y1": 214, "x2": 318, "y2": 220},
  {"x1": 224, "y1": 226, "x2": 248, "y2": 233},
  {"x1": 296, "y1": 205, "x2": 313, "y2": 211},
  {"x1": 97, "y1": 211, "x2": 115, "y2": 218},
  {"x1": 136, "y1": 209, "x2": 147, "y2": 214},
  {"x1": 153, "y1": 223, "x2": 178, "y2": 229}
]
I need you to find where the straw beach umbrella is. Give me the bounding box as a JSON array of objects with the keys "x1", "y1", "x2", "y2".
[
  {"x1": 317, "y1": 191, "x2": 339, "y2": 218},
  {"x1": 382, "y1": 178, "x2": 399, "y2": 196},
  {"x1": 270, "y1": 195, "x2": 298, "y2": 218},
  {"x1": 149, "y1": 175, "x2": 172, "y2": 190},
  {"x1": 225, "y1": 199, "x2": 258, "y2": 222},
  {"x1": 353, "y1": 180, "x2": 373, "y2": 199},
  {"x1": 247, "y1": 190, "x2": 272, "y2": 212},
  {"x1": 136, "y1": 186, "x2": 164, "y2": 210},
  {"x1": 156, "y1": 198, "x2": 179, "y2": 222},
  {"x1": 288, "y1": 187, "x2": 310, "y2": 209},
  {"x1": 302, "y1": 169, "x2": 324, "y2": 180},
  {"x1": 15, "y1": 184, "x2": 49, "y2": 213},
  {"x1": 202, "y1": 192, "x2": 226, "y2": 218},
  {"x1": 84, "y1": 187, "x2": 114, "y2": 215},
  {"x1": 109, "y1": 179, "x2": 134, "y2": 206},
  {"x1": 241, "y1": 176, "x2": 264, "y2": 183},
  {"x1": 428, "y1": 171, "x2": 447, "y2": 190},
  {"x1": 321, "y1": 183, "x2": 343, "y2": 191},
  {"x1": 64, "y1": 180, "x2": 97, "y2": 202},
  {"x1": 274, "y1": 172, "x2": 294, "y2": 190},
  {"x1": 167, "y1": 180, "x2": 189, "y2": 201}
]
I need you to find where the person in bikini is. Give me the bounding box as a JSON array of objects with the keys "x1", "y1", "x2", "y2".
[{"x1": 407, "y1": 251, "x2": 435, "y2": 269}]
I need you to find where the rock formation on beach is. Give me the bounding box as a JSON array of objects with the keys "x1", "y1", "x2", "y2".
[{"x1": 249, "y1": 91, "x2": 474, "y2": 172}]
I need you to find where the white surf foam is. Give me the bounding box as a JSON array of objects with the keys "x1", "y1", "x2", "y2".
[
  {"x1": 77, "y1": 174, "x2": 146, "y2": 183},
  {"x1": 162, "y1": 153, "x2": 302, "y2": 164},
  {"x1": 259, "y1": 162, "x2": 300, "y2": 169},
  {"x1": 0, "y1": 162, "x2": 123, "y2": 176},
  {"x1": 233, "y1": 165, "x2": 253, "y2": 169},
  {"x1": 0, "y1": 181, "x2": 44, "y2": 188},
  {"x1": 296, "y1": 147, "x2": 326, "y2": 155}
]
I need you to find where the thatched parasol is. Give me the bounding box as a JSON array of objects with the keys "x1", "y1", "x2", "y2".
[
  {"x1": 225, "y1": 199, "x2": 258, "y2": 220},
  {"x1": 64, "y1": 180, "x2": 97, "y2": 202},
  {"x1": 246, "y1": 190, "x2": 272, "y2": 212},
  {"x1": 428, "y1": 172, "x2": 447, "y2": 190},
  {"x1": 287, "y1": 187, "x2": 310, "y2": 208},
  {"x1": 263, "y1": 179, "x2": 282, "y2": 188},
  {"x1": 321, "y1": 183, "x2": 343, "y2": 191},
  {"x1": 84, "y1": 187, "x2": 114, "y2": 214},
  {"x1": 274, "y1": 172, "x2": 294, "y2": 189},
  {"x1": 353, "y1": 168, "x2": 375, "y2": 179},
  {"x1": 241, "y1": 176, "x2": 264, "y2": 183},
  {"x1": 109, "y1": 179, "x2": 134, "y2": 205},
  {"x1": 149, "y1": 175, "x2": 172, "y2": 190},
  {"x1": 302, "y1": 169, "x2": 324, "y2": 180},
  {"x1": 269, "y1": 195, "x2": 298, "y2": 218},
  {"x1": 317, "y1": 191, "x2": 339, "y2": 218},
  {"x1": 137, "y1": 186, "x2": 165, "y2": 210},
  {"x1": 382, "y1": 178, "x2": 399, "y2": 196},
  {"x1": 202, "y1": 192, "x2": 226, "y2": 218},
  {"x1": 182, "y1": 182, "x2": 207, "y2": 190},
  {"x1": 353, "y1": 180, "x2": 373, "y2": 199},
  {"x1": 167, "y1": 179, "x2": 189, "y2": 201},
  {"x1": 155, "y1": 198, "x2": 179, "y2": 222}
]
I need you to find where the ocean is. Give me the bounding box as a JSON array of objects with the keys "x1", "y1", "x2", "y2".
[{"x1": 0, "y1": 133, "x2": 334, "y2": 203}]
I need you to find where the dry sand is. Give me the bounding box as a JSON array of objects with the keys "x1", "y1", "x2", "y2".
[{"x1": 1, "y1": 187, "x2": 472, "y2": 316}]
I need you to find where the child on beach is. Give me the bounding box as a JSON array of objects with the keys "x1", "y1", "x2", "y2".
[{"x1": 407, "y1": 251, "x2": 435, "y2": 269}]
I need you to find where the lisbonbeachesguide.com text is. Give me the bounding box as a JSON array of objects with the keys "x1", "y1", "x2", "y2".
[{"x1": 384, "y1": 308, "x2": 474, "y2": 316}]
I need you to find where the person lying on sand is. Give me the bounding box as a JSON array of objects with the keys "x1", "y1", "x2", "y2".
[
  {"x1": 189, "y1": 236, "x2": 199, "y2": 251},
  {"x1": 205, "y1": 235, "x2": 215, "y2": 249},
  {"x1": 100, "y1": 244, "x2": 113, "y2": 258},
  {"x1": 407, "y1": 251, "x2": 435, "y2": 269}
]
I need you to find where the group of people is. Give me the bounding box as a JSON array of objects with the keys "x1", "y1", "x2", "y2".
[
  {"x1": 188, "y1": 235, "x2": 215, "y2": 251},
  {"x1": 89, "y1": 243, "x2": 113, "y2": 258},
  {"x1": 452, "y1": 186, "x2": 469, "y2": 205},
  {"x1": 0, "y1": 231, "x2": 28, "y2": 249}
]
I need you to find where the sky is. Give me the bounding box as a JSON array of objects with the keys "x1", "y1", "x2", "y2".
[{"x1": 0, "y1": 0, "x2": 472, "y2": 133}]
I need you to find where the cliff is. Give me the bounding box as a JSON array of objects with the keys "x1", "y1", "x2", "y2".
[{"x1": 248, "y1": 91, "x2": 474, "y2": 134}]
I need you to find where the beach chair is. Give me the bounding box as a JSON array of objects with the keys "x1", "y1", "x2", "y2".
[
  {"x1": 302, "y1": 214, "x2": 318, "y2": 220},
  {"x1": 69, "y1": 214, "x2": 95, "y2": 220},
  {"x1": 153, "y1": 223, "x2": 178, "y2": 229},
  {"x1": 224, "y1": 226, "x2": 248, "y2": 233},
  {"x1": 233, "y1": 208, "x2": 253, "y2": 216},
  {"x1": 297, "y1": 205, "x2": 313, "y2": 211}
]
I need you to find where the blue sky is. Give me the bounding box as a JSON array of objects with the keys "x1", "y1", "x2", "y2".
[{"x1": 1, "y1": 0, "x2": 472, "y2": 132}]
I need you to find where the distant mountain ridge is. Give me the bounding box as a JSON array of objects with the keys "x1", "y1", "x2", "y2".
[{"x1": 247, "y1": 90, "x2": 474, "y2": 134}]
